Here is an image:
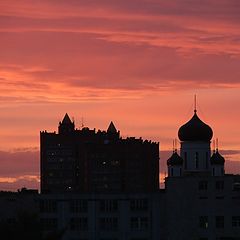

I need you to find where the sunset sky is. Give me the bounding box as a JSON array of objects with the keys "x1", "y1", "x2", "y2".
[{"x1": 1, "y1": 0, "x2": 240, "y2": 190}]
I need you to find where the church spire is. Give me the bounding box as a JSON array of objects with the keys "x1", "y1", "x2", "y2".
[{"x1": 194, "y1": 94, "x2": 197, "y2": 114}]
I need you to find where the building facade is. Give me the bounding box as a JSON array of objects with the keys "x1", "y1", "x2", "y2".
[
  {"x1": 40, "y1": 114, "x2": 159, "y2": 193},
  {"x1": 38, "y1": 192, "x2": 165, "y2": 240}
]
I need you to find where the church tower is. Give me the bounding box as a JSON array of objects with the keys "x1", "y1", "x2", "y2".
[
  {"x1": 210, "y1": 142, "x2": 225, "y2": 176},
  {"x1": 178, "y1": 107, "x2": 213, "y2": 175},
  {"x1": 168, "y1": 98, "x2": 225, "y2": 177}
]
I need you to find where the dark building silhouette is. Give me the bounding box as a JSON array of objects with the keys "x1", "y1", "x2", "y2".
[
  {"x1": 166, "y1": 107, "x2": 240, "y2": 240},
  {"x1": 1, "y1": 104, "x2": 240, "y2": 240},
  {"x1": 40, "y1": 113, "x2": 159, "y2": 193}
]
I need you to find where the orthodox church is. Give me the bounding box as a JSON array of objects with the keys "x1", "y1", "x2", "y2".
[
  {"x1": 167, "y1": 107, "x2": 224, "y2": 178},
  {"x1": 166, "y1": 106, "x2": 239, "y2": 240}
]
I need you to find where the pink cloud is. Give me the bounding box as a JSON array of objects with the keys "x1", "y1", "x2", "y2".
[
  {"x1": 0, "y1": 1, "x2": 240, "y2": 101},
  {"x1": 0, "y1": 0, "x2": 239, "y2": 189}
]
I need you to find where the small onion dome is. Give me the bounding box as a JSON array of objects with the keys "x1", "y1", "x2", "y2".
[
  {"x1": 167, "y1": 152, "x2": 183, "y2": 166},
  {"x1": 178, "y1": 111, "x2": 213, "y2": 142},
  {"x1": 210, "y1": 150, "x2": 225, "y2": 165}
]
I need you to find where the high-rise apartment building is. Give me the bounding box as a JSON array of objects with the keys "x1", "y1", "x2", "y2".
[{"x1": 40, "y1": 114, "x2": 159, "y2": 193}]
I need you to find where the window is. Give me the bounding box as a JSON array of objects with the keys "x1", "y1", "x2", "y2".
[
  {"x1": 70, "y1": 239, "x2": 88, "y2": 240},
  {"x1": 99, "y1": 200, "x2": 118, "y2": 212},
  {"x1": 199, "y1": 181, "x2": 208, "y2": 190},
  {"x1": 70, "y1": 199, "x2": 88, "y2": 213},
  {"x1": 232, "y1": 196, "x2": 240, "y2": 200},
  {"x1": 184, "y1": 152, "x2": 187, "y2": 169},
  {"x1": 233, "y1": 182, "x2": 240, "y2": 191},
  {"x1": 99, "y1": 218, "x2": 118, "y2": 231},
  {"x1": 131, "y1": 239, "x2": 148, "y2": 240},
  {"x1": 6, "y1": 218, "x2": 16, "y2": 226},
  {"x1": 40, "y1": 218, "x2": 57, "y2": 231},
  {"x1": 130, "y1": 217, "x2": 148, "y2": 230},
  {"x1": 216, "y1": 196, "x2": 224, "y2": 200},
  {"x1": 100, "y1": 238, "x2": 118, "y2": 240},
  {"x1": 216, "y1": 181, "x2": 224, "y2": 190},
  {"x1": 205, "y1": 152, "x2": 208, "y2": 169},
  {"x1": 232, "y1": 216, "x2": 240, "y2": 227},
  {"x1": 130, "y1": 199, "x2": 148, "y2": 211},
  {"x1": 199, "y1": 196, "x2": 208, "y2": 200},
  {"x1": 40, "y1": 200, "x2": 57, "y2": 213},
  {"x1": 195, "y1": 152, "x2": 199, "y2": 169},
  {"x1": 199, "y1": 216, "x2": 208, "y2": 229},
  {"x1": 216, "y1": 216, "x2": 224, "y2": 229},
  {"x1": 70, "y1": 218, "x2": 88, "y2": 231}
]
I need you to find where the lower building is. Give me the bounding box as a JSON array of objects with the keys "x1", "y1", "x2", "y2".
[
  {"x1": 38, "y1": 192, "x2": 165, "y2": 240},
  {"x1": 165, "y1": 174, "x2": 240, "y2": 240}
]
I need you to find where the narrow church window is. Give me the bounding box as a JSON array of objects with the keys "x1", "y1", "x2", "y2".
[
  {"x1": 195, "y1": 152, "x2": 199, "y2": 169},
  {"x1": 205, "y1": 152, "x2": 208, "y2": 169},
  {"x1": 184, "y1": 152, "x2": 187, "y2": 169}
]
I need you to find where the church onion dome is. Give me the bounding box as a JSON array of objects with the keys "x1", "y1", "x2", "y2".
[
  {"x1": 210, "y1": 150, "x2": 225, "y2": 165},
  {"x1": 167, "y1": 152, "x2": 183, "y2": 166},
  {"x1": 178, "y1": 111, "x2": 213, "y2": 142}
]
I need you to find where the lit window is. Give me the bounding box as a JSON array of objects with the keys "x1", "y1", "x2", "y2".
[{"x1": 199, "y1": 216, "x2": 208, "y2": 229}]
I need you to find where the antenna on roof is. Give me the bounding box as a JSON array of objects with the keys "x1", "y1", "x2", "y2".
[
  {"x1": 216, "y1": 138, "x2": 219, "y2": 152},
  {"x1": 194, "y1": 94, "x2": 197, "y2": 113},
  {"x1": 81, "y1": 117, "x2": 84, "y2": 128},
  {"x1": 175, "y1": 138, "x2": 177, "y2": 152},
  {"x1": 213, "y1": 139, "x2": 216, "y2": 153}
]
